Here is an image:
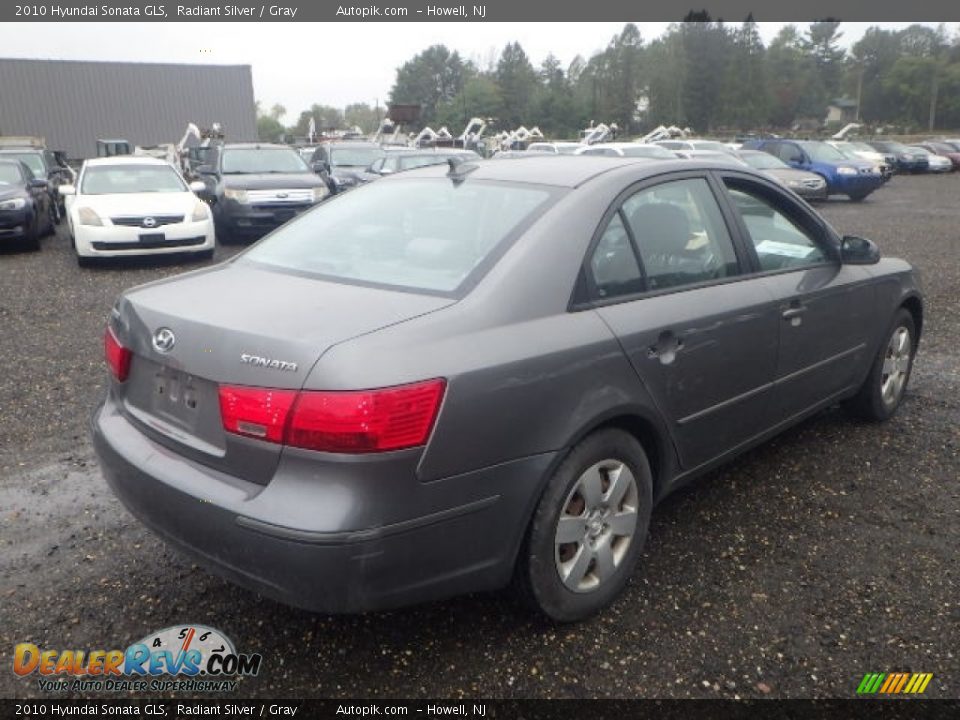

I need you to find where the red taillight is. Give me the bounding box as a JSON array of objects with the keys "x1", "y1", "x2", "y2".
[
  {"x1": 217, "y1": 379, "x2": 446, "y2": 454},
  {"x1": 218, "y1": 386, "x2": 297, "y2": 443},
  {"x1": 104, "y1": 326, "x2": 132, "y2": 382},
  {"x1": 288, "y1": 379, "x2": 446, "y2": 453}
]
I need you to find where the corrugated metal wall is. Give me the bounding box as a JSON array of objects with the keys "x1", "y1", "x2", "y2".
[{"x1": 0, "y1": 58, "x2": 257, "y2": 159}]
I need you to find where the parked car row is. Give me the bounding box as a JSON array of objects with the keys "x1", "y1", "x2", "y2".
[{"x1": 8, "y1": 130, "x2": 957, "y2": 264}]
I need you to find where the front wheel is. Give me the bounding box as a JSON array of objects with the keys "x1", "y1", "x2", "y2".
[
  {"x1": 846, "y1": 308, "x2": 916, "y2": 421},
  {"x1": 517, "y1": 429, "x2": 653, "y2": 622},
  {"x1": 848, "y1": 192, "x2": 870, "y2": 202}
]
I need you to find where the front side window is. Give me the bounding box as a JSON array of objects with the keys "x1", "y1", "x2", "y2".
[
  {"x1": 80, "y1": 165, "x2": 187, "y2": 194},
  {"x1": 725, "y1": 182, "x2": 829, "y2": 271},
  {"x1": 243, "y1": 178, "x2": 556, "y2": 294},
  {"x1": 621, "y1": 178, "x2": 740, "y2": 291}
]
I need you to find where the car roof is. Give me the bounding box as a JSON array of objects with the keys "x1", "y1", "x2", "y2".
[
  {"x1": 0, "y1": 147, "x2": 42, "y2": 154},
  {"x1": 222, "y1": 143, "x2": 295, "y2": 150},
  {"x1": 324, "y1": 141, "x2": 380, "y2": 148},
  {"x1": 385, "y1": 148, "x2": 475, "y2": 156},
  {"x1": 0, "y1": 158, "x2": 26, "y2": 166},
  {"x1": 83, "y1": 156, "x2": 171, "y2": 167},
  {"x1": 395, "y1": 155, "x2": 742, "y2": 188}
]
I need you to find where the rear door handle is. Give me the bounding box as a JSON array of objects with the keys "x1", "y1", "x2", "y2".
[
  {"x1": 647, "y1": 331, "x2": 685, "y2": 365},
  {"x1": 782, "y1": 307, "x2": 807, "y2": 320}
]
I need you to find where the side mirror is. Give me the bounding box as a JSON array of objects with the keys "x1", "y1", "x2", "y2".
[
  {"x1": 841, "y1": 235, "x2": 880, "y2": 265},
  {"x1": 58, "y1": 184, "x2": 76, "y2": 196},
  {"x1": 30, "y1": 178, "x2": 50, "y2": 189},
  {"x1": 188, "y1": 180, "x2": 206, "y2": 193}
]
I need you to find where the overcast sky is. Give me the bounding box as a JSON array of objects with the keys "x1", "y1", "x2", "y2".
[{"x1": 6, "y1": 22, "x2": 950, "y2": 124}]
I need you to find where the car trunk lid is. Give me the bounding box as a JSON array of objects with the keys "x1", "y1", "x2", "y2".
[{"x1": 111, "y1": 262, "x2": 453, "y2": 484}]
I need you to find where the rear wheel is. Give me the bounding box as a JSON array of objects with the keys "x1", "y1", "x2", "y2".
[
  {"x1": 517, "y1": 429, "x2": 653, "y2": 622},
  {"x1": 846, "y1": 308, "x2": 916, "y2": 421},
  {"x1": 848, "y1": 192, "x2": 869, "y2": 202}
]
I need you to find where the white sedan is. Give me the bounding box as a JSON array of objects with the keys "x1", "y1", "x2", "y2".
[
  {"x1": 61, "y1": 156, "x2": 214, "y2": 266},
  {"x1": 907, "y1": 146, "x2": 953, "y2": 173}
]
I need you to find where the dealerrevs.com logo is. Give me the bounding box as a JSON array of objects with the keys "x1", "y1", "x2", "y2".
[{"x1": 13, "y1": 625, "x2": 262, "y2": 693}]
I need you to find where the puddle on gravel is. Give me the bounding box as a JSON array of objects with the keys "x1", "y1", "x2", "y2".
[{"x1": 0, "y1": 459, "x2": 121, "y2": 566}]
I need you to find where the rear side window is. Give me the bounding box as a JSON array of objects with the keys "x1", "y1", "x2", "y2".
[
  {"x1": 621, "y1": 178, "x2": 740, "y2": 291},
  {"x1": 725, "y1": 182, "x2": 829, "y2": 271},
  {"x1": 243, "y1": 178, "x2": 556, "y2": 294},
  {"x1": 589, "y1": 213, "x2": 643, "y2": 299}
]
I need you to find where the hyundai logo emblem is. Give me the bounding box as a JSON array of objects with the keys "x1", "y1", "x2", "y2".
[
  {"x1": 142, "y1": 217, "x2": 157, "y2": 228},
  {"x1": 152, "y1": 327, "x2": 176, "y2": 354}
]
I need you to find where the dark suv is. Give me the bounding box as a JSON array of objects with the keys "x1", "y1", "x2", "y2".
[
  {"x1": 309, "y1": 141, "x2": 386, "y2": 194},
  {"x1": 0, "y1": 146, "x2": 73, "y2": 223},
  {"x1": 194, "y1": 144, "x2": 330, "y2": 242}
]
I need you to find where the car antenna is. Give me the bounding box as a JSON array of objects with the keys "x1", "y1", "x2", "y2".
[{"x1": 446, "y1": 156, "x2": 478, "y2": 184}]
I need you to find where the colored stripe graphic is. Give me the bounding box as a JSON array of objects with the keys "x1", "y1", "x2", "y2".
[{"x1": 858, "y1": 672, "x2": 933, "y2": 695}]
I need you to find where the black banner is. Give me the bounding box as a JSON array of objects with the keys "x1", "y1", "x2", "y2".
[
  {"x1": 6, "y1": 0, "x2": 960, "y2": 22},
  {"x1": 3, "y1": 700, "x2": 960, "y2": 719}
]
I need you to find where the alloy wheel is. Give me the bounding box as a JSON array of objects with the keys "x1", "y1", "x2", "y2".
[
  {"x1": 554, "y1": 459, "x2": 639, "y2": 593},
  {"x1": 881, "y1": 326, "x2": 911, "y2": 408}
]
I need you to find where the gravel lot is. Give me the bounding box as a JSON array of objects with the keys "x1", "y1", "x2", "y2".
[{"x1": 1, "y1": 175, "x2": 957, "y2": 699}]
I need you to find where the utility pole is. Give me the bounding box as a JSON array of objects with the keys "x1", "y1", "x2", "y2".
[{"x1": 929, "y1": 65, "x2": 940, "y2": 131}]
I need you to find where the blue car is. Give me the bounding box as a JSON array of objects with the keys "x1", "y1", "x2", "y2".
[{"x1": 744, "y1": 139, "x2": 884, "y2": 201}]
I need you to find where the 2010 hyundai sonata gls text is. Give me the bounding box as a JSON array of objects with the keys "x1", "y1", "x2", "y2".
[{"x1": 93, "y1": 157, "x2": 923, "y2": 621}]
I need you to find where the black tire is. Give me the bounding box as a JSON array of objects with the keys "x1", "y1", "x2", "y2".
[
  {"x1": 516, "y1": 428, "x2": 653, "y2": 622},
  {"x1": 76, "y1": 253, "x2": 95, "y2": 268},
  {"x1": 848, "y1": 192, "x2": 869, "y2": 202},
  {"x1": 846, "y1": 308, "x2": 916, "y2": 422},
  {"x1": 194, "y1": 248, "x2": 215, "y2": 261},
  {"x1": 42, "y1": 202, "x2": 57, "y2": 237}
]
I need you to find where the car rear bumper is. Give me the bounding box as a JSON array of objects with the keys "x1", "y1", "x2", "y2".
[{"x1": 92, "y1": 394, "x2": 555, "y2": 613}]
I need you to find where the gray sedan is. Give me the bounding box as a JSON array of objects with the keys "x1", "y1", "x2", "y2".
[
  {"x1": 738, "y1": 149, "x2": 828, "y2": 200},
  {"x1": 94, "y1": 157, "x2": 922, "y2": 621}
]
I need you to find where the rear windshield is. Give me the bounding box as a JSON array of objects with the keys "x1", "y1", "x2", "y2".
[
  {"x1": 81, "y1": 165, "x2": 186, "y2": 194},
  {"x1": 243, "y1": 178, "x2": 557, "y2": 294}
]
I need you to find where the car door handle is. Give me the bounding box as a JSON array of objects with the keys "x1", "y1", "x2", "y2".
[
  {"x1": 782, "y1": 306, "x2": 808, "y2": 320},
  {"x1": 647, "y1": 331, "x2": 685, "y2": 365}
]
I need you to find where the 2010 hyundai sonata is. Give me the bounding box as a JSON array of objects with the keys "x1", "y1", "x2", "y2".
[{"x1": 93, "y1": 156, "x2": 922, "y2": 621}]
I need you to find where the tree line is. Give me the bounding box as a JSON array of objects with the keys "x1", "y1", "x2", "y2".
[{"x1": 259, "y1": 19, "x2": 960, "y2": 141}]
